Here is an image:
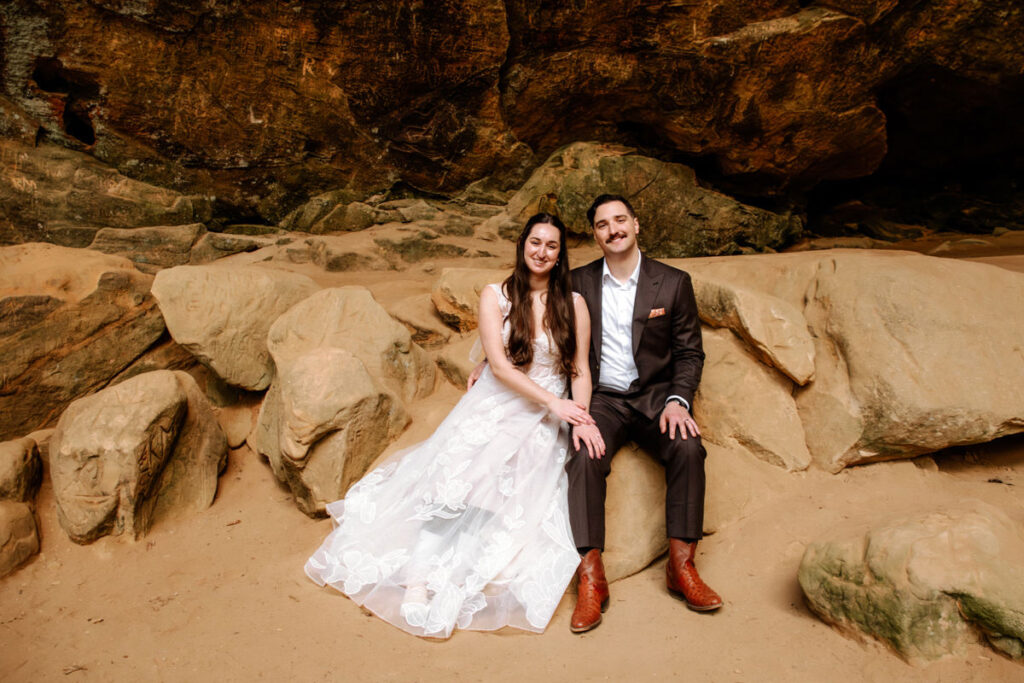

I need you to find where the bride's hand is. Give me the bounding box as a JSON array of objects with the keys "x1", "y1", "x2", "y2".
[
  {"x1": 547, "y1": 398, "x2": 596, "y2": 426},
  {"x1": 573, "y1": 423, "x2": 606, "y2": 459}
]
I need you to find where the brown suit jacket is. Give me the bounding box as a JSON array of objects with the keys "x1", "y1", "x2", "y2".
[{"x1": 571, "y1": 254, "x2": 704, "y2": 420}]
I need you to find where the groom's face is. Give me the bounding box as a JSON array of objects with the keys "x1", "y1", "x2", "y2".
[{"x1": 592, "y1": 200, "x2": 639, "y2": 257}]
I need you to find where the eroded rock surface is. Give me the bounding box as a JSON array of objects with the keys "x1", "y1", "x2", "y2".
[
  {"x1": 5, "y1": 1, "x2": 1020, "y2": 227},
  {"x1": 692, "y1": 274, "x2": 815, "y2": 385},
  {"x1": 695, "y1": 329, "x2": 811, "y2": 471},
  {"x1": 267, "y1": 287, "x2": 435, "y2": 403},
  {"x1": 799, "y1": 501, "x2": 1024, "y2": 662},
  {"x1": 151, "y1": 265, "x2": 319, "y2": 390},
  {"x1": 250, "y1": 348, "x2": 409, "y2": 517},
  {"x1": 0, "y1": 244, "x2": 166, "y2": 441},
  {"x1": 0, "y1": 501, "x2": 39, "y2": 578},
  {"x1": 0, "y1": 139, "x2": 212, "y2": 246},
  {"x1": 0, "y1": 438, "x2": 43, "y2": 503},
  {"x1": 88, "y1": 223, "x2": 206, "y2": 273},
  {"x1": 430, "y1": 268, "x2": 505, "y2": 332},
  {"x1": 49, "y1": 370, "x2": 227, "y2": 543}
]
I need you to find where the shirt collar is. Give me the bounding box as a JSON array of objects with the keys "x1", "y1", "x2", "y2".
[{"x1": 602, "y1": 252, "x2": 642, "y2": 287}]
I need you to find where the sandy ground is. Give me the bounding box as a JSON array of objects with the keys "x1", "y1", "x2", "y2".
[{"x1": 2, "y1": 246, "x2": 1023, "y2": 682}]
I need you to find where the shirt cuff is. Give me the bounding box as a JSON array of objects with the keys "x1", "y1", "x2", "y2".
[{"x1": 666, "y1": 395, "x2": 690, "y2": 412}]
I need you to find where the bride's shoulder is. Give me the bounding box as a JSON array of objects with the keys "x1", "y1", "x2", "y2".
[{"x1": 486, "y1": 282, "x2": 509, "y2": 300}]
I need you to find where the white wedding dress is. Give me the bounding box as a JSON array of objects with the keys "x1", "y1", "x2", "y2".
[{"x1": 305, "y1": 284, "x2": 581, "y2": 638}]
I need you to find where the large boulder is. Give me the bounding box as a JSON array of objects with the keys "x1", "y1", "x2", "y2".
[
  {"x1": 0, "y1": 438, "x2": 43, "y2": 503},
  {"x1": 478, "y1": 142, "x2": 802, "y2": 256},
  {"x1": 799, "y1": 501, "x2": 1024, "y2": 663},
  {"x1": 151, "y1": 265, "x2": 319, "y2": 390},
  {"x1": 87, "y1": 223, "x2": 206, "y2": 273},
  {"x1": 249, "y1": 348, "x2": 409, "y2": 517},
  {"x1": 430, "y1": 268, "x2": 505, "y2": 332},
  {"x1": 49, "y1": 370, "x2": 227, "y2": 543},
  {"x1": 267, "y1": 287, "x2": 435, "y2": 403},
  {"x1": 0, "y1": 244, "x2": 166, "y2": 441},
  {"x1": 678, "y1": 250, "x2": 1024, "y2": 471},
  {"x1": 0, "y1": 501, "x2": 39, "y2": 578},
  {"x1": 695, "y1": 328, "x2": 811, "y2": 471}
]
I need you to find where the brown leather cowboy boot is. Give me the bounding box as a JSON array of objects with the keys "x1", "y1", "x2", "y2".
[
  {"x1": 570, "y1": 549, "x2": 610, "y2": 633},
  {"x1": 666, "y1": 539, "x2": 722, "y2": 611}
]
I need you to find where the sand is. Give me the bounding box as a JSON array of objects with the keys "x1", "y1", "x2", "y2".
[{"x1": 2, "y1": 247, "x2": 1023, "y2": 682}]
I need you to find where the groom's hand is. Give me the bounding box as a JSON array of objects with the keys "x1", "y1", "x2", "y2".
[
  {"x1": 573, "y1": 423, "x2": 606, "y2": 459},
  {"x1": 466, "y1": 360, "x2": 487, "y2": 389},
  {"x1": 660, "y1": 402, "x2": 700, "y2": 440}
]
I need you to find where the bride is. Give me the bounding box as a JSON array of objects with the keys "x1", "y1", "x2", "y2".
[{"x1": 305, "y1": 213, "x2": 605, "y2": 638}]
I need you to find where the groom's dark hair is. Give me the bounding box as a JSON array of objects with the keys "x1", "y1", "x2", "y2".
[{"x1": 586, "y1": 194, "x2": 636, "y2": 226}]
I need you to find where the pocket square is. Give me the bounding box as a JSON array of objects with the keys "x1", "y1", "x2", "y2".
[{"x1": 649, "y1": 307, "x2": 666, "y2": 319}]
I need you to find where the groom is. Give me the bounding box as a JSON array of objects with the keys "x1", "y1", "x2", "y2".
[{"x1": 566, "y1": 194, "x2": 721, "y2": 633}]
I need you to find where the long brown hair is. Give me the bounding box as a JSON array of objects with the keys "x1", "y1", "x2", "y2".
[{"x1": 502, "y1": 213, "x2": 577, "y2": 379}]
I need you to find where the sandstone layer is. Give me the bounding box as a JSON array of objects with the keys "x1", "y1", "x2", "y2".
[
  {"x1": 0, "y1": 244, "x2": 166, "y2": 441},
  {"x1": 2, "y1": 1, "x2": 1020, "y2": 231}
]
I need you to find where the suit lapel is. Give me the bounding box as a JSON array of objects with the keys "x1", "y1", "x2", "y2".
[{"x1": 632, "y1": 256, "x2": 662, "y2": 357}]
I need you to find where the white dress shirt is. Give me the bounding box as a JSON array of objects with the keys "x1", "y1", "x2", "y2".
[
  {"x1": 598, "y1": 255, "x2": 691, "y2": 412},
  {"x1": 598, "y1": 256, "x2": 642, "y2": 392}
]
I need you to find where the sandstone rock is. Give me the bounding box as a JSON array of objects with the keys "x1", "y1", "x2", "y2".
[
  {"x1": 304, "y1": 236, "x2": 391, "y2": 272},
  {"x1": 0, "y1": 140, "x2": 212, "y2": 245},
  {"x1": 799, "y1": 501, "x2": 1024, "y2": 662},
  {"x1": 314, "y1": 201, "x2": 378, "y2": 233},
  {"x1": 430, "y1": 268, "x2": 505, "y2": 332},
  {"x1": 385, "y1": 293, "x2": 453, "y2": 349},
  {"x1": 0, "y1": 501, "x2": 39, "y2": 578},
  {"x1": 795, "y1": 251, "x2": 1024, "y2": 471},
  {"x1": 680, "y1": 250, "x2": 1024, "y2": 470},
  {"x1": 0, "y1": 244, "x2": 166, "y2": 441},
  {"x1": 267, "y1": 287, "x2": 435, "y2": 403},
  {"x1": 188, "y1": 232, "x2": 278, "y2": 265},
  {"x1": 250, "y1": 348, "x2": 409, "y2": 517},
  {"x1": 87, "y1": 223, "x2": 206, "y2": 272},
  {"x1": 151, "y1": 265, "x2": 319, "y2": 390},
  {"x1": 435, "y1": 335, "x2": 481, "y2": 389},
  {"x1": 692, "y1": 275, "x2": 815, "y2": 385},
  {"x1": 279, "y1": 189, "x2": 368, "y2": 232},
  {"x1": 3, "y1": 2, "x2": 1022, "y2": 229},
  {"x1": 107, "y1": 334, "x2": 200, "y2": 386},
  {"x1": 602, "y1": 444, "x2": 669, "y2": 583},
  {"x1": 0, "y1": 438, "x2": 42, "y2": 502},
  {"x1": 373, "y1": 229, "x2": 468, "y2": 263},
  {"x1": 216, "y1": 401, "x2": 258, "y2": 450},
  {"x1": 481, "y1": 143, "x2": 802, "y2": 257},
  {"x1": 695, "y1": 328, "x2": 811, "y2": 471},
  {"x1": 49, "y1": 370, "x2": 227, "y2": 543}
]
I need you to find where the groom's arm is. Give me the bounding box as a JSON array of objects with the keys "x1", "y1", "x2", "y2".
[{"x1": 668, "y1": 271, "x2": 704, "y2": 409}]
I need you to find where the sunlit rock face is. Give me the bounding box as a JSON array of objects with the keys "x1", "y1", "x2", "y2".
[{"x1": 1, "y1": 1, "x2": 1021, "y2": 234}]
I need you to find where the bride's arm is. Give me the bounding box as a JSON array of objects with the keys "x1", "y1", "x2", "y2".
[
  {"x1": 569, "y1": 295, "x2": 605, "y2": 458},
  {"x1": 478, "y1": 285, "x2": 593, "y2": 426}
]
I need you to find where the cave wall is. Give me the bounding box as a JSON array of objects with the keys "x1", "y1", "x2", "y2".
[{"x1": 1, "y1": 0, "x2": 1022, "y2": 234}]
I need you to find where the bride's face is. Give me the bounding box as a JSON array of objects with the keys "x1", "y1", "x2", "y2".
[{"x1": 523, "y1": 223, "x2": 561, "y2": 277}]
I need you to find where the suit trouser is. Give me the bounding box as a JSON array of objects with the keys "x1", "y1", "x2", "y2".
[{"x1": 566, "y1": 390, "x2": 706, "y2": 550}]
